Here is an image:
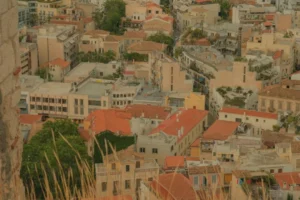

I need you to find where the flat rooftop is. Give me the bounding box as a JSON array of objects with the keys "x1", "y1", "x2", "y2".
[
  {"x1": 32, "y1": 82, "x2": 72, "y2": 95},
  {"x1": 133, "y1": 85, "x2": 165, "y2": 104},
  {"x1": 75, "y1": 80, "x2": 113, "y2": 98},
  {"x1": 20, "y1": 75, "x2": 45, "y2": 93},
  {"x1": 65, "y1": 62, "x2": 96, "y2": 79}
]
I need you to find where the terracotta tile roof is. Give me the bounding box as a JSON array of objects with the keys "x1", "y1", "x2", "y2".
[
  {"x1": 145, "y1": 15, "x2": 174, "y2": 23},
  {"x1": 262, "y1": 130, "x2": 294, "y2": 148},
  {"x1": 127, "y1": 41, "x2": 167, "y2": 52},
  {"x1": 105, "y1": 35, "x2": 124, "y2": 42},
  {"x1": 125, "y1": 104, "x2": 171, "y2": 120},
  {"x1": 202, "y1": 120, "x2": 239, "y2": 141},
  {"x1": 274, "y1": 172, "x2": 300, "y2": 191},
  {"x1": 195, "y1": 0, "x2": 212, "y2": 3},
  {"x1": 220, "y1": 107, "x2": 278, "y2": 119},
  {"x1": 151, "y1": 173, "x2": 198, "y2": 200},
  {"x1": 143, "y1": 18, "x2": 172, "y2": 32},
  {"x1": 264, "y1": 21, "x2": 272, "y2": 26},
  {"x1": 265, "y1": 14, "x2": 275, "y2": 21},
  {"x1": 85, "y1": 109, "x2": 132, "y2": 135},
  {"x1": 273, "y1": 50, "x2": 283, "y2": 60},
  {"x1": 49, "y1": 58, "x2": 70, "y2": 68},
  {"x1": 50, "y1": 20, "x2": 80, "y2": 26},
  {"x1": 150, "y1": 109, "x2": 208, "y2": 142},
  {"x1": 124, "y1": 31, "x2": 146, "y2": 39},
  {"x1": 259, "y1": 79, "x2": 300, "y2": 100},
  {"x1": 191, "y1": 137, "x2": 201, "y2": 147},
  {"x1": 164, "y1": 156, "x2": 200, "y2": 169},
  {"x1": 195, "y1": 38, "x2": 211, "y2": 46},
  {"x1": 85, "y1": 30, "x2": 109, "y2": 35},
  {"x1": 146, "y1": 2, "x2": 161, "y2": 9},
  {"x1": 123, "y1": 70, "x2": 135, "y2": 75},
  {"x1": 188, "y1": 165, "x2": 221, "y2": 175},
  {"x1": 232, "y1": 170, "x2": 251, "y2": 178},
  {"x1": 262, "y1": 29, "x2": 272, "y2": 33},
  {"x1": 20, "y1": 114, "x2": 42, "y2": 125},
  {"x1": 83, "y1": 17, "x2": 93, "y2": 23}
]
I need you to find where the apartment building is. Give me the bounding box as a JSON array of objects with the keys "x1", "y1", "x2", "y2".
[
  {"x1": 165, "y1": 92, "x2": 205, "y2": 110},
  {"x1": 50, "y1": 15, "x2": 95, "y2": 33},
  {"x1": 37, "y1": 24, "x2": 80, "y2": 67},
  {"x1": 46, "y1": 58, "x2": 71, "y2": 82},
  {"x1": 104, "y1": 35, "x2": 125, "y2": 59},
  {"x1": 123, "y1": 31, "x2": 147, "y2": 48},
  {"x1": 79, "y1": 30, "x2": 110, "y2": 53},
  {"x1": 176, "y1": 4, "x2": 220, "y2": 31},
  {"x1": 136, "y1": 109, "x2": 208, "y2": 165},
  {"x1": 95, "y1": 147, "x2": 159, "y2": 198},
  {"x1": 246, "y1": 32, "x2": 295, "y2": 77},
  {"x1": 258, "y1": 79, "x2": 300, "y2": 113},
  {"x1": 20, "y1": 43, "x2": 38, "y2": 75},
  {"x1": 19, "y1": 75, "x2": 44, "y2": 114},
  {"x1": 125, "y1": 1, "x2": 162, "y2": 22},
  {"x1": 219, "y1": 107, "x2": 278, "y2": 134},
  {"x1": 142, "y1": 16, "x2": 174, "y2": 36},
  {"x1": 18, "y1": 2, "x2": 30, "y2": 29},
  {"x1": 36, "y1": 1, "x2": 65, "y2": 24}
]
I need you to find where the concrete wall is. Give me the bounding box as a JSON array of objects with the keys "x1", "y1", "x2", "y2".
[{"x1": 0, "y1": 0, "x2": 24, "y2": 198}]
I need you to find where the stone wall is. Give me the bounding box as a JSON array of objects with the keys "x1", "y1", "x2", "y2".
[{"x1": 0, "y1": 0, "x2": 24, "y2": 199}]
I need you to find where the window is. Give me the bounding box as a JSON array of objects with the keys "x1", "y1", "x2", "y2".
[
  {"x1": 213, "y1": 152, "x2": 216, "y2": 156},
  {"x1": 139, "y1": 147, "x2": 145, "y2": 153},
  {"x1": 246, "y1": 117, "x2": 249, "y2": 120},
  {"x1": 111, "y1": 163, "x2": 116, "y2": 170},
  {"x1": 62, "y1": 99, "x2": 67, "y2": 104},
  {"x1": 80, "y1": 99, "x2": 83, "y2": 106},
  {"x1": 43, "y1": 106, "x2": 48, "y2": 110},
  {"x1": 270, "y1": 169, "x2": 274, "y2": 173},
  {"x1": 88, "y1": 100, "x2": 101, "y2": 106},
  {"x1": 212, "y1": 175, "x2": 217, "y2": 183},
  {"x1": 80, "y1": 107, "x2": 84, "y2": 115},
  {"x1": 171, "y1": 145, "x2": 173, "y2": 151},
  {"x1": 148, "y1": 177, "x2": 153, "y2": 181},
  {"x1": 243, "y1": 75, "x2": 246, "y2": 83},
  {"x1": 270, "y1": 100, "x2": 274, "y2": 108},
  {"x1": 103, "y1": 101, "x2": 106, "y2": 107},
  {"x1": 125, "y1": 180, "x2": 131, "y2": 189},
  {"x1": 125, "y1": 165, "x2": 130, "y2": 172},
  {"x1": 235, "y1": 118, "x2": 242, "y2": 122},
  {"x1": 30, "y1": 105, "x2": 35, "y2": 109},
  {"x1": 31, "y1": 97, "x2": 36, "y2": 101},
  {"x1": 156, "y1": 10, "x2": 159, "y2": 14},
  {"x1": 193, "y1": 176, "x2": 199, "y2": 185},
  {"x1": 278, "y1": 101, "x2": 283, "y2": 110},
  {"x1": 171, "y1": 67, "x2": 173, "y2": 74},
  {"x1": 136, "y1": 161, "x2": 140, "y2": 168},
  {"x1": 152, "y1": 148, "x2": 158, "y2": 154},
  {"x1": 101, "y1": 182, "x2": 107, "y2": 192},
  {"x1": 225, "y1": 115, "x2": 227, "y2": 118},
  {"x1": 170, "y1": 85, "x2": 173, "y2": 91},
  {"x1": 287, "y1": 102, "x2": 291, "y2": 111},
  {"x1": 278, "y1": 169, "x2": 283, "y2": 173},
  {"x1": 256, "y1": 119, "x2": 259, "y2": 122},
  {"x1": 148, "y1": 10, "x2": 151, "y2": 13},
  {"x1": 151, "y1": 120, "x2": 155, "y2": 124},
  {"x1": 296, "y1": 103, "x2": 300, "y2": 112},
  {"x1": 62, "y1": 107, "x2": 67, "y2": 112},
  {"x1": 261, "y1": 98, "x2": 265, "y2": 107},
  {"x1": 75, "y1": 107, "x2": 78, "y2": 114}
]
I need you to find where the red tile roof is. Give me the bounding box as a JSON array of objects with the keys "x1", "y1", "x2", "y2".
[
  {"x1": 274, "y1": 172, "x2": 300, "y2": 191},
  {"x1": 20, "y1": 114, "x2": 42, "y2": 125},
  {"x1": 220, "y1": 107, "x2": 278, "y2": 119},
  {"x1": 82, "y1": 195, "x2": 133, "y2": 200},
  {"x1": 164, "y1": 156, "x2": 200, "y2": 169},
  {"x1": 151, "y1": 173, "x2": 198, "y2": 200},
  {"x1": 125, "y1": 104, "x2": 171, "y2": 120},
  {"x1": 273, "y1": 50, "x2": 283, "y2": 60},
  {"x1": 123, "y1": 70, "x2": 135, "y2": 75},
  {"x1": 124, "y1": 31, "x2": 147, "y2": 39},
  {"x1": 83, "y1": 17, "x2": 93, "y2": 23},
  {"x1": 202, "y1": 120, "x2": 240, "y2": 141},
  {"x1": 78, "y1": 128, "x2": 91, "y2": 141},
  {"x1": 191, "y1": 137, "x2": 201, "y2": 147},
  {"x1": 264, "y1": 21, "x2": 272, "y2": 26},
  {"x1": 85, "y1": 109, "x2": 132, "y2": 135},
  {"x1": 195, "y1": 0, "x2": 212, "y2": 3},
  {"x1": 150, "y1": 109, "x2": 208, "y2": 142},
  {"x1": 146, "y1": 2, "x2": 161, "y2": 9},
  {"x1": 262, "y1": 29, "x2": 272, "y2": 33},
  {"x1": 195, "y1": 38, "x2": 211, "y2": 46},
  {"x1": 265, "y1": 14, "x2": 275, "y2": 21},
  {"x1": 49, "y1": 58, "x2": 70, "y2": 68}
]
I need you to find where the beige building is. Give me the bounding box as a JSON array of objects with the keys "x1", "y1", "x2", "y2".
[
  {"x1": 79, "y1": 30, "x2": 110, "y2": 53},
  {"x1": 95, "y1": 147, "x2": 159, "y2": 198},
  {"x1": 142, "y1": 16, "x2": 173, "y2": 36},
  {"x1": 176, "y1": 4, "x2": 220, "y2": 31},
  {"x1": 127, "y1": 41, "x2": 166, "y2": 55},
  {"x1": 258, "y1": 79, "x2": 300, "y2": 113},
  {"x1": 37, "y1": 1, "x2": 65, "y2": 24},
  {"x1": 136, "y1": 109, "x2": 208, "y2": 165},
  {"x1": 50, "y1": 15, "x2": 95, "y2": 33},
  {"x1": 246, "y1": 32, "x2": 295, "y2": 77},
  {"x1": 37, "y1": 24, "x2": 80, "y2": 67},
  {"x1": 46, "y1": 58, "x2": 71, "y2": 82},
  {"x1": 219, "y1": 107, "x2": 278, "y2": 135},
  {"x1": 104, "y1": 35, "x2": 125, "y2": 59},
  {"x1": 20, "y1": 42, "x2": 38, "y2": 75}
]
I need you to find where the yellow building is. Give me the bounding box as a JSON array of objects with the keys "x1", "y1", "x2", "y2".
[
  {"x1": 165, "y1": 92, "x2": 206, "y2": 110},
  {"x1": 190, "y1": 137, "x2": 200, "y2": 157}
]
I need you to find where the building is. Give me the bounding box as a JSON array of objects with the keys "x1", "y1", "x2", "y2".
[
  {"x1": 125, "y1": 104, "x2": 172, "y2": 135},
  {"x1": 19, "y1": 75, "x2": 44, "y2": 114},
  {"x1": 141, "y1": 173, "x2": 198, "y2": 200},
  {"x1": 104, "y1": 35, "x2": 125, "y2": 59},
  {"x1": 176, "y1": 4, "x2": 220, "y2": 31},
  {"x1": 275, "y1": 13, "x2": 292, "y2": 32},
  {"x1": 163, "y1": 156, "x2": 200, "y2": 173},
  {"x1": 188, "y1": 164, "x2": 222, "y2": 191},
  {"x1": 50, "y1": 15, "x2": 95, "y2": 33},
  {"x1": 95, "y1": 147, "x2": 159, "y2": 198},
  {"x1": 19, "y1": 42, "x2": 38, "y2": 75},
  {"x1": 219, "y1": 107, "x2": 279, "y2": 135},
  {"x1": 84, "y1": 109, "x2": 132, "y2": 136},
  {"x1": 272, "y1": 172, "x2": 300, "y2": 200},
  {"x1": 142, "y1": 16, "x2": 173, "y2": 36},
  {"x1": 18, "y1": 2, "x2": 30, "y2": 29},
  {"x1": 20, "y1": 114, "x2": 44, "y2": 143},
  {"x1": 136, "y1": 109, "x2": 208, "y2": 165},
  {"x1": 63, "y1": 61, "x2": 121, "y2": 84},
  {"x1": 127, "y1": 41, "x2": 166, "y2": 55},
  {"x1": 46, "y1": 58, "x2": 71, "y2": 82},
  {"x1": 79, "y1": 30, "x2": 110, "y2": 53},
  {"x1": 123, "y1": 31, "x2": 147, "y2": 48},
  {"x1": 258, "y1": 79, "x2": 300, "y2": 113},
  {"x1": 201, "y1": 120, "x2": 241, "y2": 153},
  {"x1": 36, "y1": 24, "x2": 80, "y2": 67},
  {"x1": 165, "y1": 92, "x2": 206, "y2": 110},
  {"x1": 36, "y1": 1, "x2": 66, "y2": 24}
]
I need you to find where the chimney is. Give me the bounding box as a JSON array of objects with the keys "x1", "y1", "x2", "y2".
[
  {"x1": 181, "y1": 126, "x2": 184, "y2": 135},
  {"x1": 176, "y1": 116, "x2": 179, "y2": 122},
  {"x1": 141, "y1": 111, "x2": 144, "y2": 118},
  {"x1": 177, "y1": 129, "x2": 181, "y2": 138}
]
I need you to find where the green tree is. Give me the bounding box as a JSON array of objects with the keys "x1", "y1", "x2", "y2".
[
  {"x1": 21, "y1": 119, "x2": 92, "y2": 199},
  {"x1": 174, "y1": 47, "x2": 183, "y2": 59},
  {"x1": 35, "y1": 68, "x2": 52, "y2": 81},
  {"x1": 191, "y1": 28, "x2": 205, "y2": 39},
  {"x1": 147, "y1": 32, "x2": 174, "y2": 55},
  {"x1": 92, "y1": 0, "x2": 126, "y2": 35},
  {"x1": 94, "y1": 131, "x2": 135, "y2": 163},
  {"x1": 75, "y1": 50, "x2": 116, "y2": 63},
  {"x1": 123, "y1": 52, "x2": 148, "y2": 61},
  {"x1": 28, "y1": 13, "x2": 39, "y2": 27},
  {"x1": 214, "y1": 0, "x2": 231, "y2": 20}
]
